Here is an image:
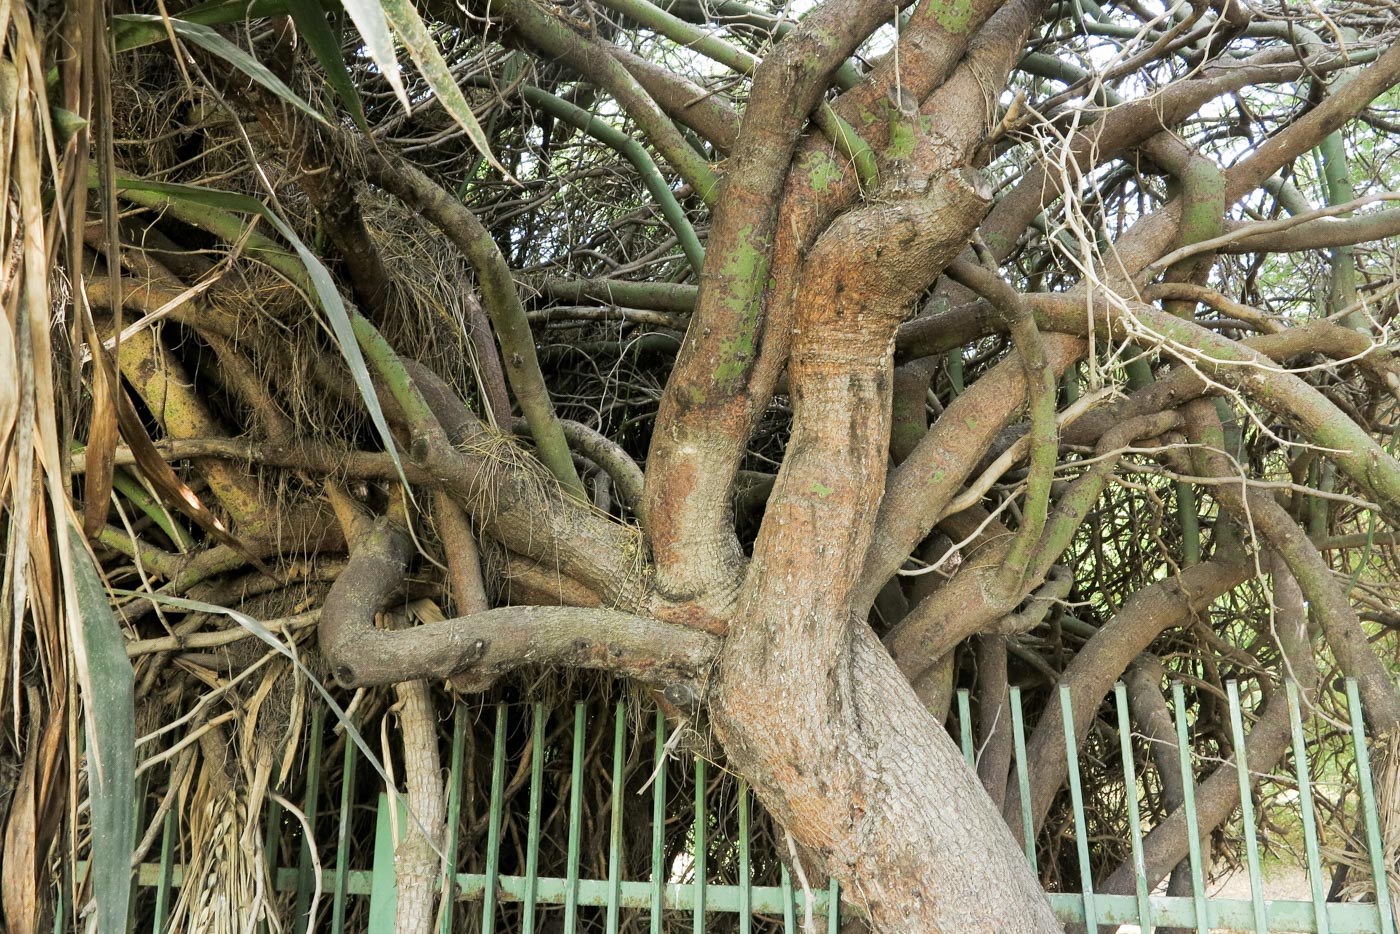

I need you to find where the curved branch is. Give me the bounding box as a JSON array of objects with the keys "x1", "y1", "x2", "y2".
[
  {"x1": 1029, "y1": 292, "x2": 1400, "y2": 517},
  {"x1": 1226, "y1": 41, "x2": 1400, "y2": 200},
  {"x1": 1148, "y1": 191, "x2": 1400, "y2": 275},
  {"x1": 554, "y1": 420, "x2": 646, "y2": 518},
  {"x1": 1005, "y1": 555, "x2": 1252, "y2": 840},
  {"x1": 1184, "y1": 399, "x2": 1400, "y2": 731},
  {"x1": 855, "y1": 334, "x2": 1085, "y2": 612},
  {"x1": 609, "y1": 47, "x2": 741, "y2": 154},
  {"x1": 887, "y1": 410, "x2": 1186, "y2": 690},
  {"x1": 1064, "y1": 316, "x2": 1400, "y2": 447},
  {"x1": 1217, "y1": 204, "x2": 1400, "y2": 253},
  {"x1": 397, "y1": 360, "x2": 645, "y2": 606},
  {"x1": 491, "y1": 0, "x2": 719, "y2": 201},
  {"x1": 945, "y1": 258, "x2": 1058, "y2": 590},
  {"x1": 975, "y1": 49, "x2": 1310, "y2": 265},
  {"x1": 352, "y1": 141, "x2": 586, "y2": 498},
  {"x1": 320, "y1": 519, "x2": 716, "y2": 689}
]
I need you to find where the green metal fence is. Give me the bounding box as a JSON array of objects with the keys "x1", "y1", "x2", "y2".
[{"x1": 80, "y1": 676, "x2": 1398, "y2": 932}]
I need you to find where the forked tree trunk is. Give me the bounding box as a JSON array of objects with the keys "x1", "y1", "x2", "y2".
[{"x1": 707, "y1": 168, "x2": 1062, "y2": 932}]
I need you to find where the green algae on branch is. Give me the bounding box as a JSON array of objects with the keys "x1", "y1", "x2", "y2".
[{"x1": 926, "y1": 0, "x2": 979, "y2": 34}]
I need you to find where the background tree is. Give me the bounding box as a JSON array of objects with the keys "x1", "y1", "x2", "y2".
[{"x1": 3, "y1": 0, "x2": 1400, "y2": 930}]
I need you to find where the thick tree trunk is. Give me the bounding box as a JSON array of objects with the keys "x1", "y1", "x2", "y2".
[
  {"x1": 708, "y1": 166, "x2": 1061, "y2": 932},
  {"x1": 715, "y1": 627, "x2": 1061, "y2": 932}
]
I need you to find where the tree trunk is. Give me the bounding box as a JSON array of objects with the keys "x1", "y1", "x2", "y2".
[
  {"x1": 716, "y1": 626, "x2": 1061, "y2": 932},
  {"x1": 707, "y1": 166, "x2": 1061, "y2": 932}
]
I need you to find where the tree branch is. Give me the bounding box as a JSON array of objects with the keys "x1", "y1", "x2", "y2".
[
  {"x1": 1184, "y1": 399, "x2": 1400, "y2": 731},
  {"x1": 319, "y1": 518, "x2": 716, "y2": 689},
  {"x1": 1006, "y1": 554, "x2": 1252, "y2": 841},
  {"x1": 642, "y1": 0, "x2": 937, "y2": 612},
  {"x1": 352, "y1": 140, "x2": 586, "y2": 498}
]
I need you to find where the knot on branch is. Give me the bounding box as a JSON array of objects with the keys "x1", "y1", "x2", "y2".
[{"x1": 794, "y1": 169, "x2": 992, "y2": 354}]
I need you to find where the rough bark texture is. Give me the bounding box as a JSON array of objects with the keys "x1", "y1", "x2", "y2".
[
  {"x1": 32, "y1": 3, "x2": 1400, "y2": 933},
  {"x1": 710, "y1": 166, "x2": 1060, "y2": 932}
]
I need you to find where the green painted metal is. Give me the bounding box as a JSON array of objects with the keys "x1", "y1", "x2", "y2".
[
  {"x1": 1009, "y1": 684, "x2": 1038, "y2": 871},
  {"x1": 607, "y1": 700, "x2": 626, "y2": 934},
  {"x1": 331, "y1": 726, "x2": 358, "y2": 934},
  {"x1": 368, "y1": 793, "x2": 401, "y2": 930},
  {"x1": 1059, "y1": 683, "x2": 1097, "y2": 931},
  {"x1": 693, "y1": 754, "x2": 707, "y2": 933},
  {"x1": 1113, "y1": 681, "x2": 1153, "y2": 933},
  {"x1": 129, "y1": 774, "x2": 149, "y2": 934},
  {"x1": 1226, "y1": 680, "x2": 1268, "y2": 934},
  {"x1": 1345, "y1": 680, "x2": 1397, "y2": 934},
  {"x1": 294, "y1": 703, "x2": 325, "y2": 934},
  {"x1": 1287, "y1": 679, "x2": 1332, "y2": 934},
  {"x1": 738, "y1": 780, "x2": 752, "y2": 934},
  {"x1": 781, "y1": 864, "x2": 796, "y2": 934},
  {"x1": 957, "y1": 688, "x2": 975, "y2": 768},
  {"x1": 456, "y1": 872, "x2": 835, "y2": 915},
  {"x1": 1046, "y1": 893, "x2": 1389, "y2": 930},
  {"x1": 439, "y1": 705, "x2": 467, "y2": 934},
  {"x1": 116, "y1": 686, "x2": 1400, "y2": 934},
  {"x1": 564, "y1": 702, "x2": 585, "y2": 932},
  {"x1": 120, "y1": 858, "x2": 838, "y2": 912},
  {"x1": 121, "y1": 858, "x2": 1388, "y2": 929},
  {"x1": 523, "y1": 703, "x2": 545, "y2": 934},
  {"x1": 650, "y1": 709, "x2": 668, "y2": 933},
  {"x1": 1173, "y1": 680, "x2": 1211, "y2": 934},
  {"x1": 151, "y1": 809, "x2": 176, "y2": 933},
  {"x1": 482, "y1": 703, "x2": 508, "y2": 934}
]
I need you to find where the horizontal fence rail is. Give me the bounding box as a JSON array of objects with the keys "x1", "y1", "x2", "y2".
[{"x1": 68, "y1": 677, "x2": 1399, "y2": 932}]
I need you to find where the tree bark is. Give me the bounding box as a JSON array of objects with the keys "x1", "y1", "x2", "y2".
[{"x1": 709, "y1": 164, "x2": 1060, "y2": 931}]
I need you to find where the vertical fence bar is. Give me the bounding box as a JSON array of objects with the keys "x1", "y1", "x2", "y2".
[
  {"x1": 1058, "y1": 684, "x2": 1097, "y2": 931},
  {"x1": 151, "y1": 809, "x2": 176, "y2": 933},
  {"x1": 781, "y1": 865, "x2": 796, "y2": 934},
  {"x1": 651, "y1": 709, "x2": 667, "y2": 933},
  {"x1": 958, "y1": 688, "x2": 975, "y2": 767},
  {"x1": 1113, "y1": 682, "x2": 1152, "y2": 933},
  {"x1": 481, "y1": 704, "x2": 508, "y2": 934},
  {"x1": 1010, "y1": 685, "x2": 1038, "y2": 871},
  {"x1": 1286, "y1": 680, "x2": 1331, "y2": 934},
  {"x1": 739, "y1": 781, "x2": 752, "y2": 934},
  {"x1": 331, "y1": 730, "x2": 358, "y2": 934},
  {"x1": 1225, "y1": 681, "x2": 1268, "y2": 934},
  {"x1": 295, "y1": 704, "x2": 325, "y2": 934},
  {"x1": 1171, "y1": 680, "x2": 1210, "y2": 934},
  {"x1": 129, "y1": 773, "x2": 149, "y2": 934},
  {"x1": 368, "y1": 794, "x2": 400, "y2": 929},
  {"x1": 693, "y1": 755, "x2": 707, "y2": 933},
  {"x1": 827, "y1": 879, "x2": 839, "y2": 934},
  {"x1": 439, "y1": 706, "x2": 467, "y2": 934},
  {"x1": 1345, "y1": 679, "x2": 1397, "y2": 934},
  {"x1": 607, "y1": 701, "x2": 626, "y2": 934},
  {"x1": 54, "y1": 860, "x2": 69, "y2": 934},
  {"x1": 564, "y1": 702, "x2": 586, "y2": 932},
  {"x1": 523, "y1": 703, "x2": 545, "y2": 934}
]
